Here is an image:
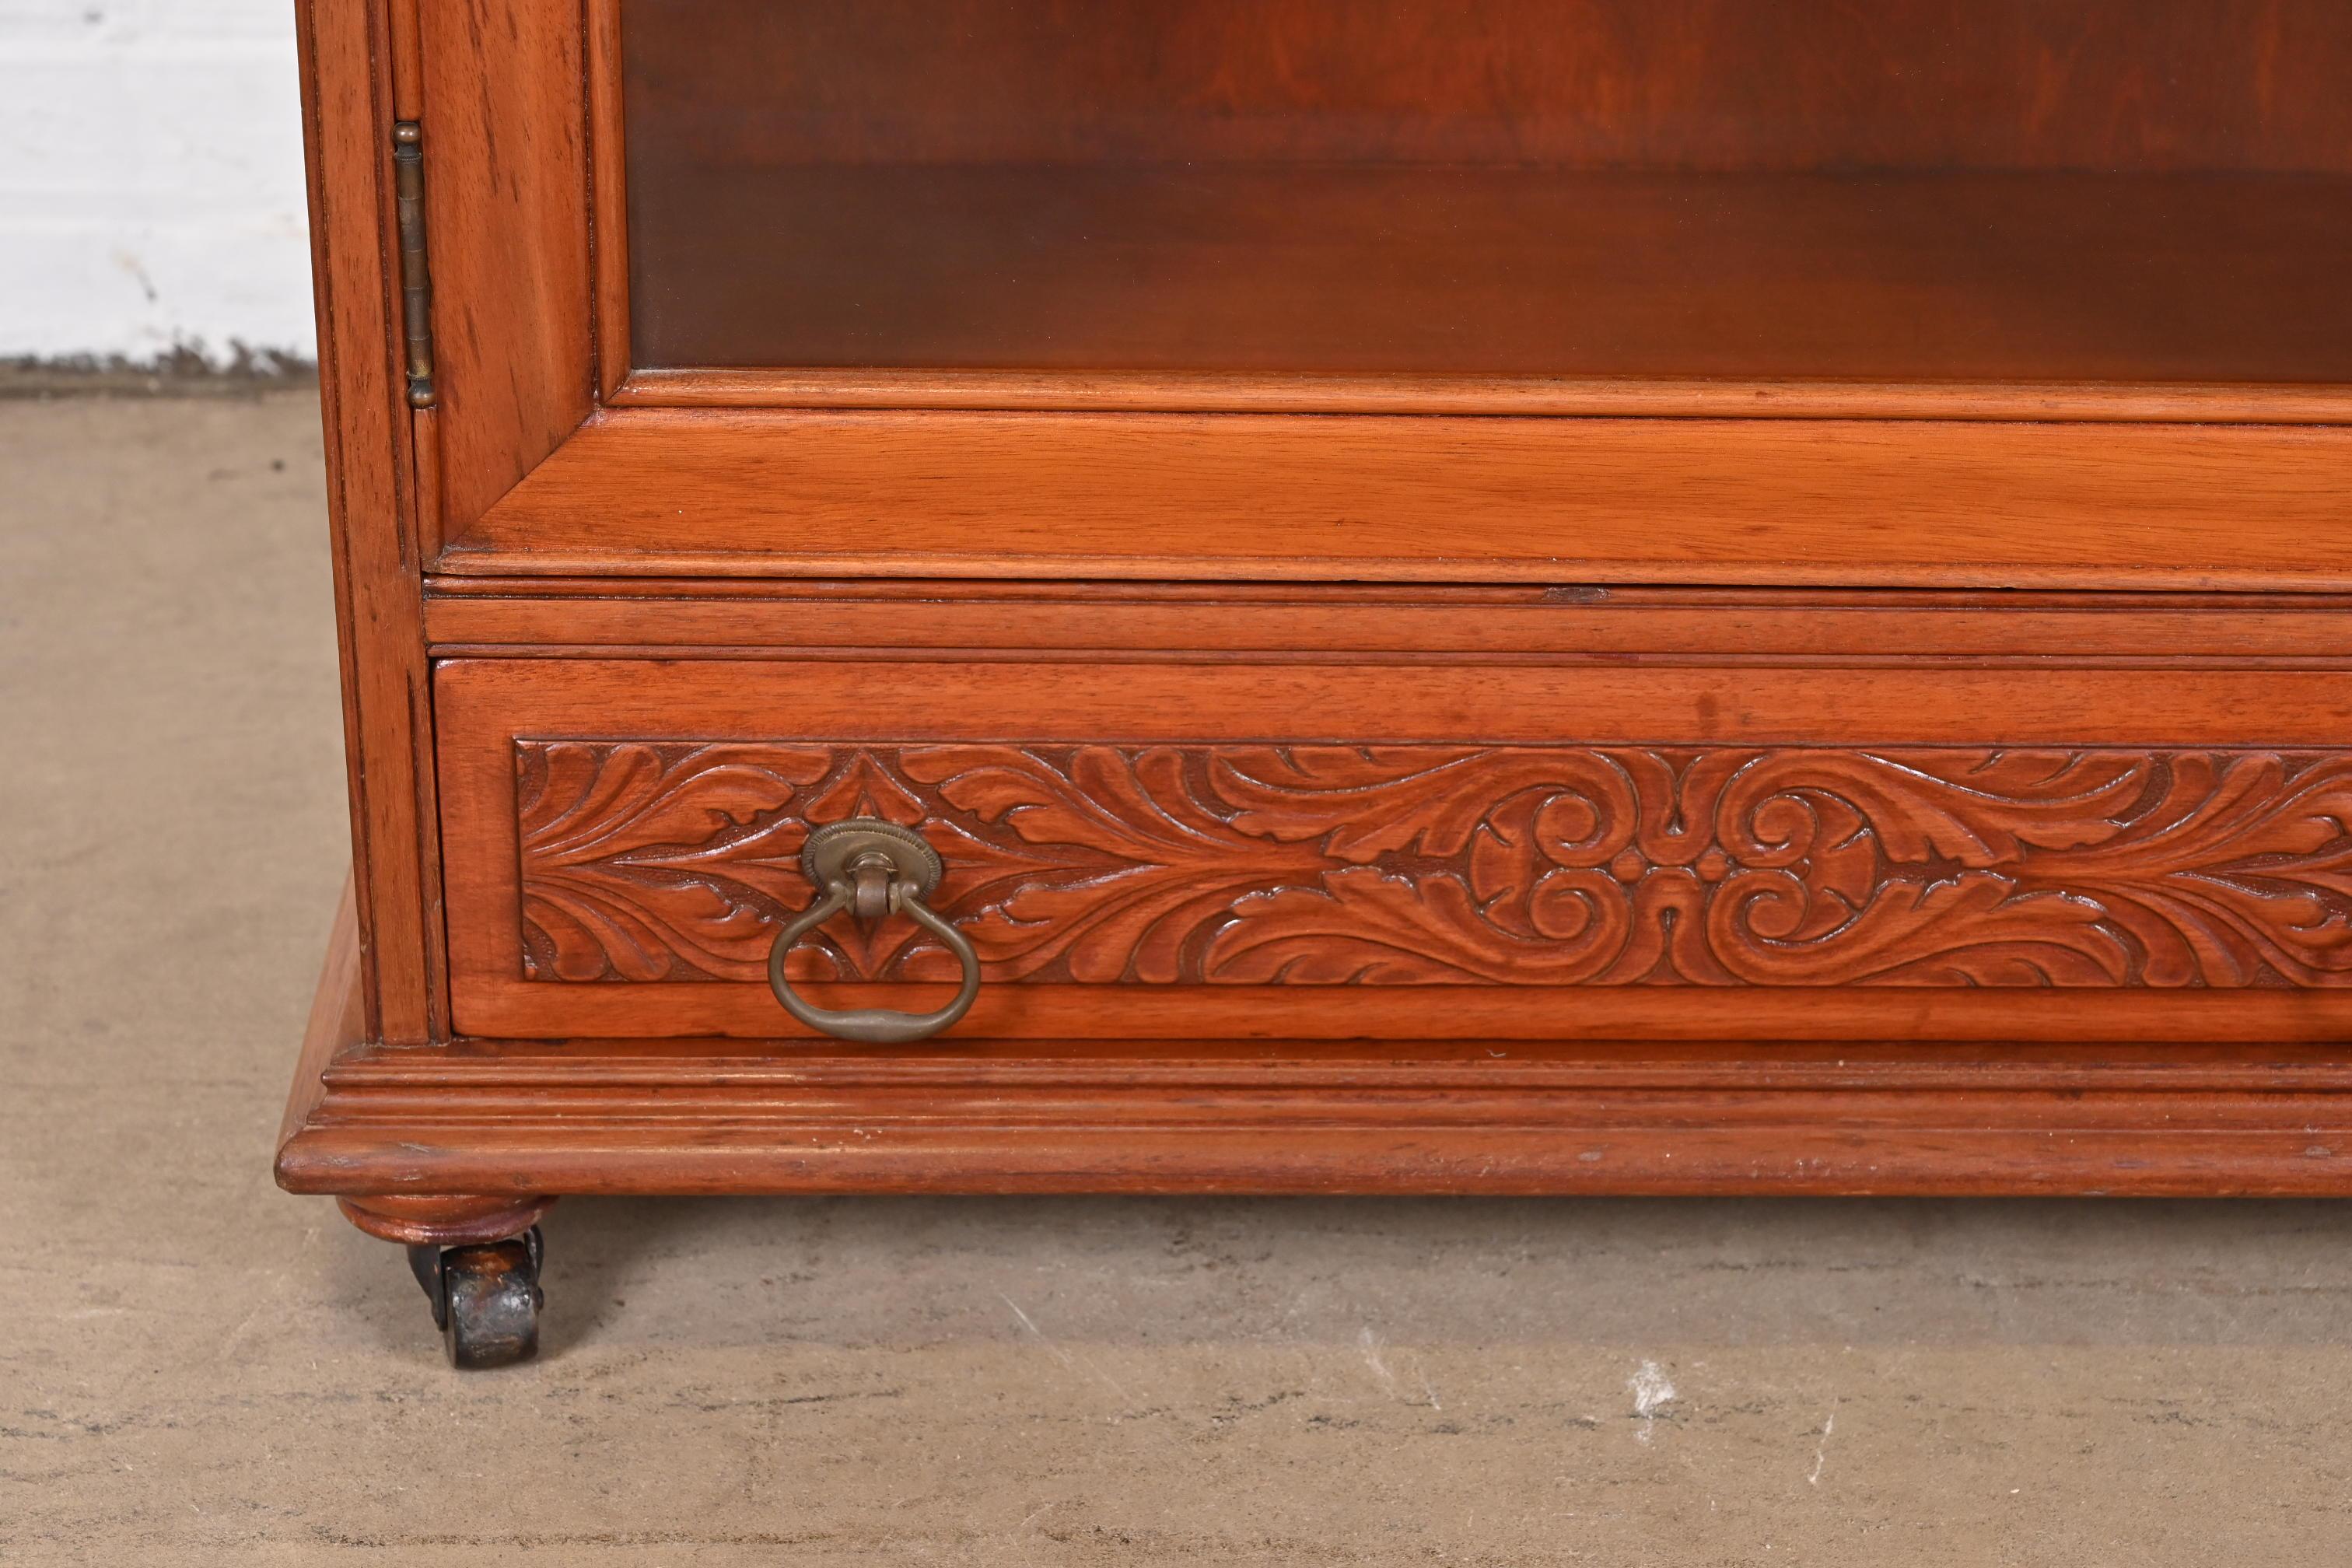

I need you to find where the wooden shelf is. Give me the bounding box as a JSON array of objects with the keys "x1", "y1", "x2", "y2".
[{"x1": 630, "y1": 165, "x2": 2352, "y2": 386}]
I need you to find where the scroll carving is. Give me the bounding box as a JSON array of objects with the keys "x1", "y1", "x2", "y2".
[{"x1": 514, "y1": 743, "x2": 2352, "y2": 989}]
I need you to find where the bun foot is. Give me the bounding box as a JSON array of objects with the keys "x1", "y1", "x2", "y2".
[
  {"x1": 333, "y1": 1195, "x2": 555, "y2": 1368},
  {"x1": 407, "y1": 1227, "x2": 544, "y2": 1369}
]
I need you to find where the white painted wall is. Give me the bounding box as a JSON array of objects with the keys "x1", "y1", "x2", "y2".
[{"x1": 0, "y1": 0, "x2": 314, "y2": 366}]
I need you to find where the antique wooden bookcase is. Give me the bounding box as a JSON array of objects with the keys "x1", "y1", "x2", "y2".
[{"x1": 278, "y1": 0, "x2": 2352, "y2": 1364}]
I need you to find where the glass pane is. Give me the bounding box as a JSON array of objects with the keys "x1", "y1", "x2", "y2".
[{"x1": 622, "y1": 0, "x2": 2352, "y2": 383}]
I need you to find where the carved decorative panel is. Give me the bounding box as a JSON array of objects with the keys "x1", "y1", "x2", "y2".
[{"x1": 513, "y1": 743, "x2": 2352, "y2": 989}]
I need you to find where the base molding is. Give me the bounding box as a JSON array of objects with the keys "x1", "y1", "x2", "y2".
[
  {"x1": 278, "y1": 1033, "x2": 2352, "y2": 1199},
  {"x1": 276, "y1": 870, "x2": 2352, "y2": 1199}
]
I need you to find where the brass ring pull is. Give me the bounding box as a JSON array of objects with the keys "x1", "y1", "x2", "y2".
[{"x1": 766, "y1": 820, "x2": 981, "y2": 1044}]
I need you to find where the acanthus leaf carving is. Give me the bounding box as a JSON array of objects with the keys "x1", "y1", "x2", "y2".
[{"x1": 513, "y1": 742, "x2": 2352, "y2": 990}]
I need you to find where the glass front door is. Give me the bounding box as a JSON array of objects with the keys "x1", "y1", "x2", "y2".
[{"x1": 620, "y1": 0, "x2": 2352, "y2": 383}]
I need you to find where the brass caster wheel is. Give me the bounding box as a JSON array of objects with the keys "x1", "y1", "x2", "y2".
[{"x1": 406, "y1": 1227, "x2": 544, "y2": 1369}]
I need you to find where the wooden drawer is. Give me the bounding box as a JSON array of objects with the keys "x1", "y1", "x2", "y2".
[{"x1": 436, "y1": 650, "x2": 2352, "y2": 1044}]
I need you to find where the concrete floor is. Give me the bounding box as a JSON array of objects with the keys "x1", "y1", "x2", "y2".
[{"x1": 3, "y1": 390, "x2": 2350, "y2": 1565}]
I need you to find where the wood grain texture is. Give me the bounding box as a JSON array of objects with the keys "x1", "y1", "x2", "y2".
[
  {"x1": 334, "y1": 1192, "x2": 555, "y2": 1246},
  {"x1": 386, "y1": 0, "x2": 422, "y2": 119},
  {"x1": 275, "y1": 1037, "x2": 2352, "y2": 1199},
  {"x1": 278, "y1": 875, "x2": 363, "y2": 1153},
  {"x1": 624, "y1": 166, "x2": 2352, "y2": 382},
  {"x1": 408, "y1": 403, "x2": 443, "y2": 556},
  {"x1": 621, "y1": 0, "x2": 2352, "y2": 173},
  {"x1": 611, "y1": 369, "x2": 2352, "y2": 425},
  {"x1": 418, "y1": 583, "x2": 2352, "y2": 661},
  {"x1": 436, "y1": 656, "x2": 2352, "y2": 1041},
  {"x1": 586, "y1": 0, "x2": 630, "y2": 401},
  {"x1": 417, "y1": 0, "x2": 592, "y2": 533},
  {"x1": 294, "y1": 0, "x2": 440, "y2": 1041},
  {"x1": 444, "y1": 411, "x2": 2352, "y2": 590}
]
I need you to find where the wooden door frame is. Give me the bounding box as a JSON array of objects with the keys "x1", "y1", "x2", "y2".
[
  {"x1": 298, "y1": 0, "x2": 446, "y2": 1043},
  {"x1": 388, "y1": 0, "x2": 2352, "y2": 588}
]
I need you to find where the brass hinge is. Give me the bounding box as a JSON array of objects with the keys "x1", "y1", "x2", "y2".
[{"x1": 392, "y1": 121, "x2": 435, "y2": 408}]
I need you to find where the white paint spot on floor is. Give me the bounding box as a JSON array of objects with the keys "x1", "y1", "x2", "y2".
[
  {"x1": 999, "y1": 1294, "x2": 1071, "y2": 1367},
  {"x1": 999, "y1": 1293, "x2": 1137, "y2": 1407},
  {"x1": 1809, "y1": 1409, "x2": 1836, "y2": 1486},
  {"x1": 1628, "y1": 1360, "x2": 1677, "y2": 1444},
  {"x1": 1359, "y1": 1325, "x2": 1442, "y2": 1409}
]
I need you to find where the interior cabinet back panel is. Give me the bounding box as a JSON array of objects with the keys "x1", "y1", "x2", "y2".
[
  {"x1": 621, "y1": 0, "x2": 2352, "y2": 380},
  {"x1": 624, "y1": 0, "x2": 2352, "y2": 173}
]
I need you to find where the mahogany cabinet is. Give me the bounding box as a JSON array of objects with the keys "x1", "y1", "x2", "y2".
[{"x1": 277, "y1": 0, "x2": 2352, "y2": 1364}]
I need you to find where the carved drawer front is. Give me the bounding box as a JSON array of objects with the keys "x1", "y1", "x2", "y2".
[{"x1": 436, "y1": 657, "x2": 2352, "y2": 1043}]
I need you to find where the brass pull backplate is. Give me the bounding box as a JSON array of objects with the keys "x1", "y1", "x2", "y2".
[{"x1": 766, "y1": 820, "x2": 981, "y2": 1044}]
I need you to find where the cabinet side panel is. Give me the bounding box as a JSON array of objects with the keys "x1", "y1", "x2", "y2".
[
  {"x1": 295, "y1": 0, "x2": 443, "y2": 1041},
  {"x1": 417, "y1": 0, "x2": 593, "y2": 531}
]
